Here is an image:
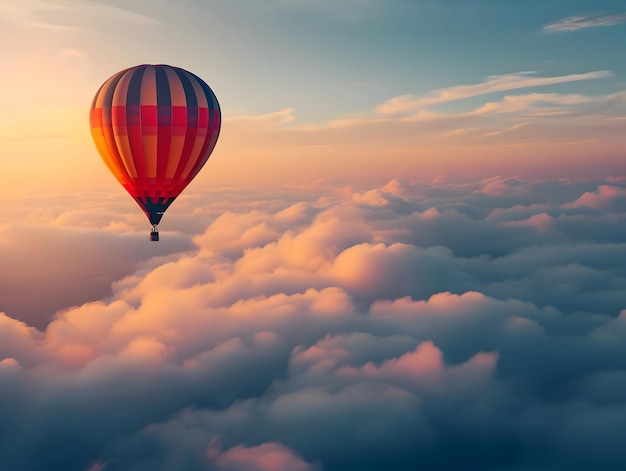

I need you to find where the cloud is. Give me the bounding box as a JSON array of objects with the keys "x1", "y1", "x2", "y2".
[
  {"x1": 217, "y1": 92, "x2": 626, "y2": 187},
  {"x1": 0, "y1": 195, "x2": 196, "y2": 329},
  {"x1": 84, "y1": 1, "x2": 160, "y2": 25},
  {"x1": 3, "y1": 178, "x2": 626, "y2": 470},
  {"x1": 336, "y1": 340, "x2": 498, "y2": 392},
  {"x1": 226, "y1": 108, "x2": 297, "y2": 129},
  {"x1": 544, "y1": 13, "x2": 626, "y2": 32},
  {"x1": 482, "y1": 122, "x2": 528, "y2": 137},
  {"x1": 0, "y1": 0, "x2": 74, "y2": 30},
  {"x1": 208, "y1": 441, "x2": 318, "y2": 471},
  {"x1": 0, "y1": 0, "x2": 159, "y2": 34},
  {"x1": 562, "y1": 184, "x2": 626, "y2": 210},
  {"x1": 263, "y1": 0, "x2": 385, "y2": 22},
  {"x1": 375, "y1": 71, "x2": 613, "y2": 115},
  {"x1": 61, "y1": 47, "x2": 85, "y2": 58},
  {"x1": 211, "y1": 82, "x2": 626, "y2": 188},
  {"x1": 83, "y1": 461, "x2": 113, "y2": 471}
]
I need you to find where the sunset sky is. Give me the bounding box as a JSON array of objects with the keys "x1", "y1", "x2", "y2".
[
  {"x1": 2, "y1": 2, "x2": 626, "y2": 471},
  {"x1": 1, "y1": 0, "x2": 626, "y2": 194}
]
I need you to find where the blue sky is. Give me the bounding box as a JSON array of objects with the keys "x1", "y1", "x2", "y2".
[
  {"x1": 1, "y1": 0, "x2": 625, "y2": 190},
  {"x1": 3, "y1": 0, "x2": 626, "y2": 122},
  {"x1": 141, "y1": 0, "x2": 626, "y2": 122}
]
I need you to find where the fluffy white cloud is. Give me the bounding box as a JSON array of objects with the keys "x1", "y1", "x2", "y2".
[{"x1": 2, "y1": 177, "x2": 626, "y2": 470}]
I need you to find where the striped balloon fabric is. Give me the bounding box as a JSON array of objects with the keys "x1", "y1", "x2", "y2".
[{"x1": 90, "y1": 64, "x2": 221, "y2": 226}]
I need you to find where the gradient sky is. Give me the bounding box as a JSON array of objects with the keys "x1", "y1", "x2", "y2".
[
  {"x1": 1, "y1": 0, "x2": 625, "y2": 195},
  {"x1": 4, "y1": 3, "x2": 626, "y2": 471}
]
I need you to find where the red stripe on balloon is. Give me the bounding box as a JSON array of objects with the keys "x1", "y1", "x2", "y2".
[
  {"x1": 155, "y1": 108, "x2": 172, "y2": 197},
  {"x1": 141, "y1": 105, "x2": 158, "y2": 131},
  {"x1": 112, "y1": 106, "x2": 127, "y2": 128}
]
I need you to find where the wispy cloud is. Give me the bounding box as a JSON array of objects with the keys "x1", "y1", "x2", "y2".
[
  {"x1": 61, "y1": 48, "x2": 85, "y2": 58},
  {"x1": 227, "y1": 108, "x2": 296, "y2": 126},
  {"x1": 267, "y1": 0, "x2": 384, "y2": 22},
  {"x1": 376, "y1": 71, "x2": 613, "y2": 115},
  {"x1": 84, "y1": 461, "x2": 113, "y2": 471},
  {"x1": 544, "y1": 13, "x2": 626, "y2": 32},
  {"x1": 0, "y1": 0, "x2": 159, "y2": 30},
  {"x1": 215, "y1": 86, "x2": 626, "y2": 176},
  {"x1": 0, "y1": 0, "x2": 75, "y2": 31},
  {"x1": 325, "y1": 90, "x2": 624, "y2": 131},
  {"x1": 483, "y1": 122, "x2": 529, "y2": 137},
  {"x1": 85, "y1": 1, "x2": 160, "y2": 25}
]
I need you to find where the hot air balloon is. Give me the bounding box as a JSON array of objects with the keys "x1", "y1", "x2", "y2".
[{"x1": 89, "y1": 64, "x2": 221, "y2": 241}]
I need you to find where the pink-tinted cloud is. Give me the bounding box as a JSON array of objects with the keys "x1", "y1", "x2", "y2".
[
  {"x1": 2, "y1": 177, "x2": 626, "y2": 470},
  {"x1": 0, "y1": 221, "x2": 193, "y2": 328},
  {"x1": 208, "y1": 441, "x2": 317, "y2": 471},
  {"x1": 562, "y1": 184, "x2": 626, "y2": 209},
  {"x1": 337, "y1": 340, "x2": 497, "y2": 391}
]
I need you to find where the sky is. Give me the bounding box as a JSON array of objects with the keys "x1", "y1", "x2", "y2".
[
  {"x1": 1, "y1": 0, "x2": 626, "y2": 193},
  {"x1": 2, "y1": 1, "x2": 626, "y2": 470}
]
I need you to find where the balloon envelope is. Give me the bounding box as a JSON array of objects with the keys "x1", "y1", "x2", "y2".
[{"x1": 89, "y1": 64, "x2": 221, "y2": 225}]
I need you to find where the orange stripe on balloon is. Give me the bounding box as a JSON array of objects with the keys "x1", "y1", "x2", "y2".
[
  {"x1": 91, "y1": 117, "x2": 126, "y2": 183},
  {"x1": 90, "y1": 71, "x2": 130, "y2": 184},
  {"x1": 99, "y1": 72, "x2": 134, "y2": 186},
  {"x1": 111, "y1": 71, "x2": 139, "y2": 179}
]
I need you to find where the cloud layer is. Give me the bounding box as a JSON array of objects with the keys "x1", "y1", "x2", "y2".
[
  {"x1": 544, "y1": 13, "x2": 626, "y2": 32},
  {"x1": 2, "y1": 177, "x2": 626, "y2": 470}
]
